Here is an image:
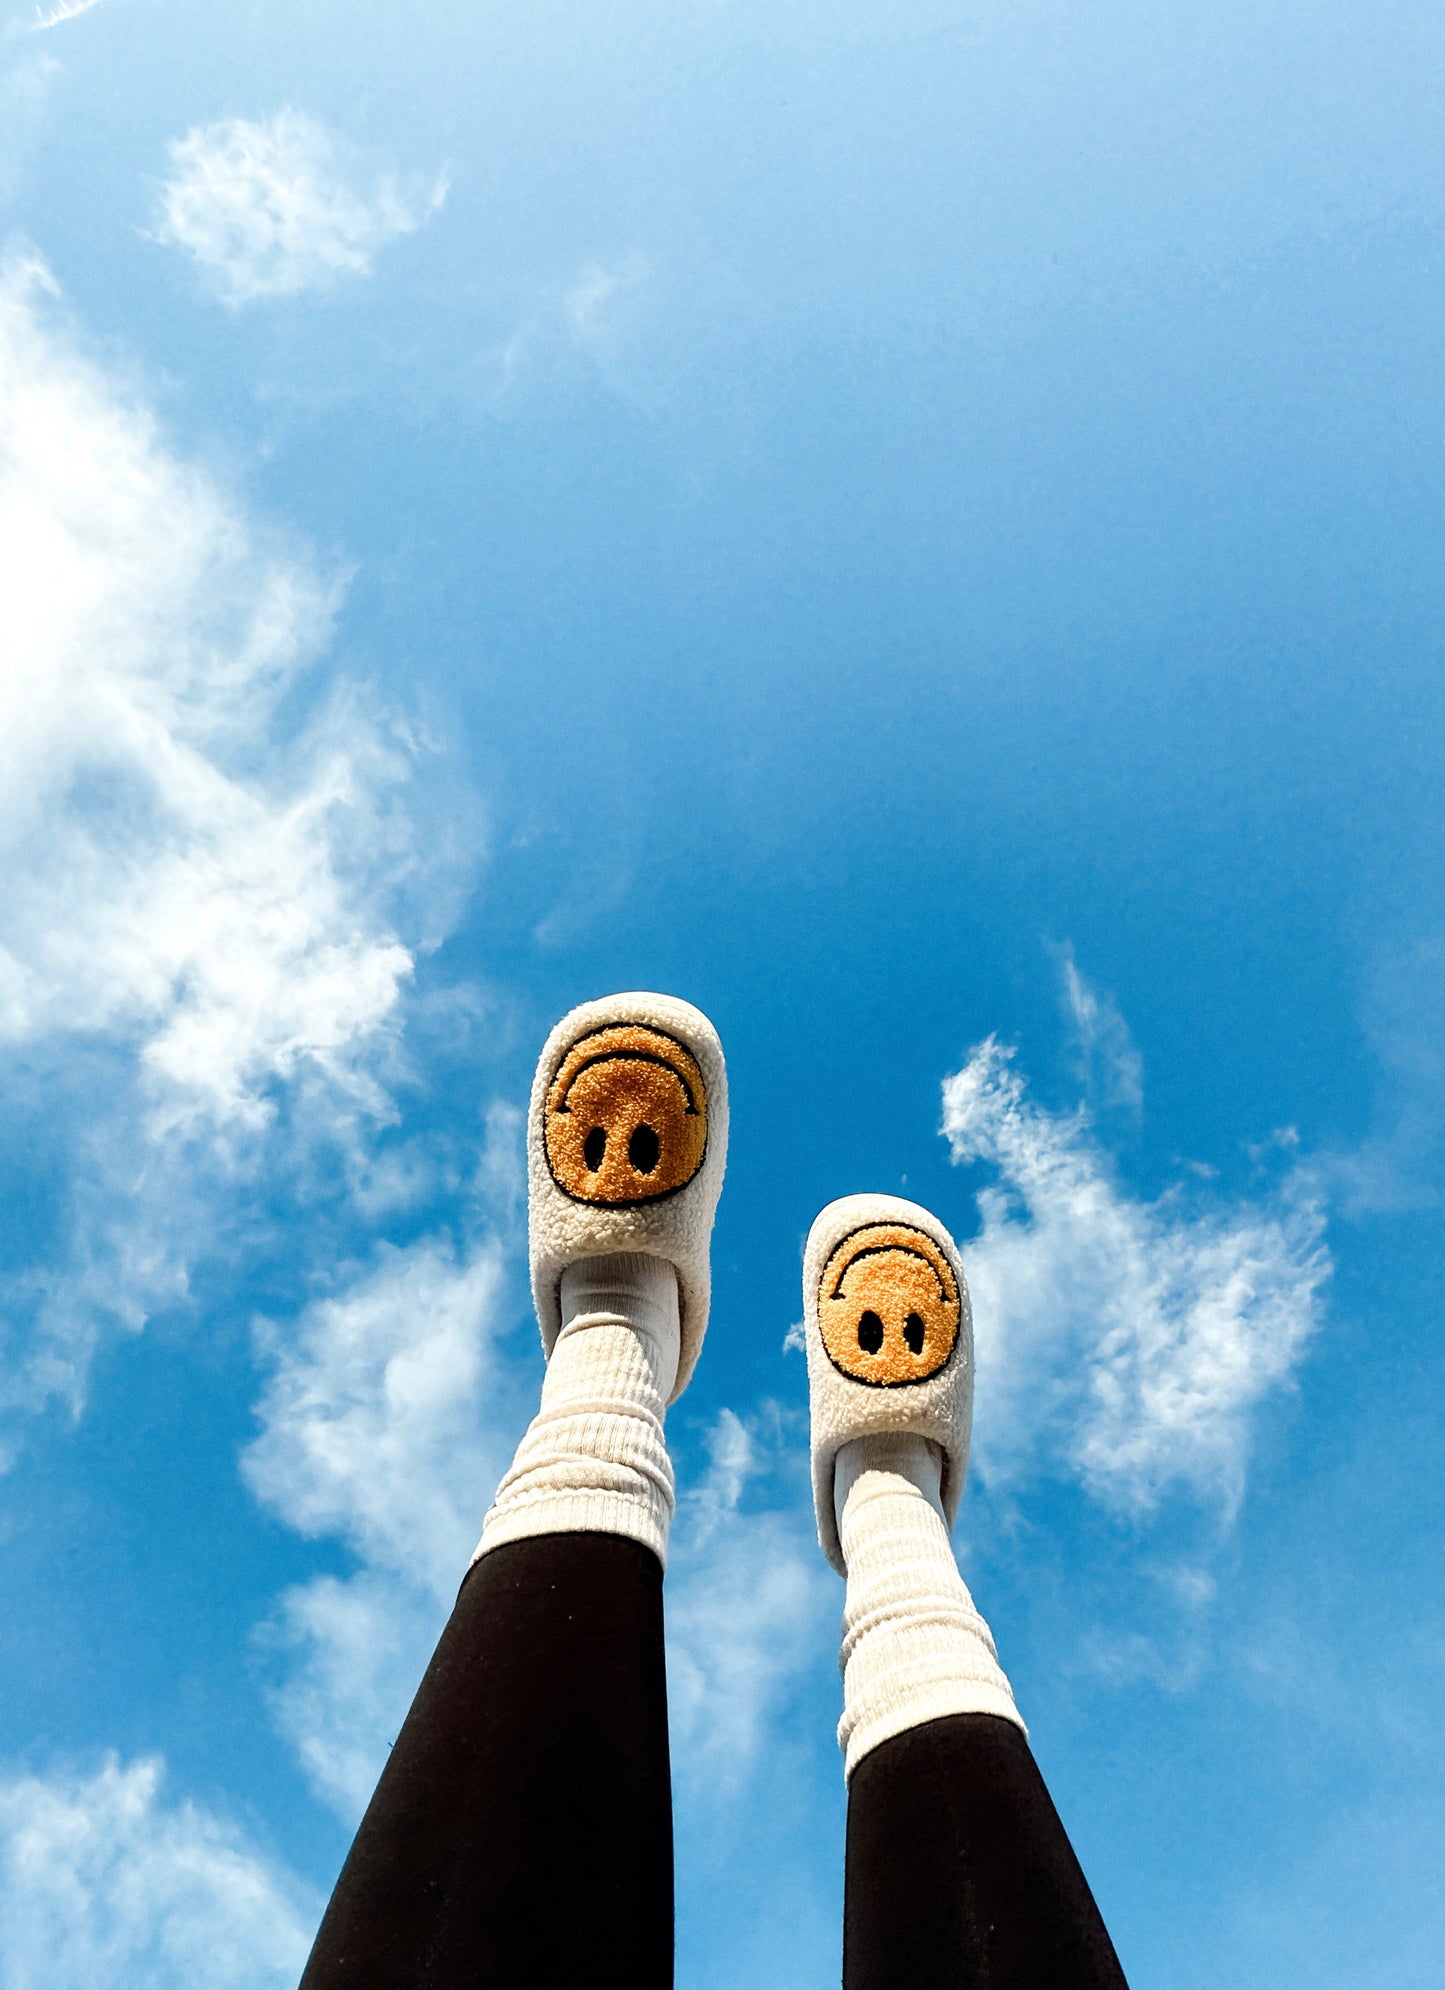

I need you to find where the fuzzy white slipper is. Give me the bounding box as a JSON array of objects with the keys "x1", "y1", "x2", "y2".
[
  {"x1": 804, "y1": 1193, "x2": 973, "y2": 1573},
  {"x1": 528, "y1": 991, "x2": 728, "y2": 1403}
]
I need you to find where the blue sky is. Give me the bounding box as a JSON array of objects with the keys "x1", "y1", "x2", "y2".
[{"x1": 1, "y1": 1, "x2": 1444, "y2": 1982}]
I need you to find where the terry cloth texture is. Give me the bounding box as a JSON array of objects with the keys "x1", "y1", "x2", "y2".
[
  {"x1": 529, "y1": 991, "x2": 728, "y2": 1403},
  {"x1": 805, "y1": 1194, "x2": 973, "y2": 1573},
  {"x1": 473, "y1": 1254, "x2": 680, "y2": 1569},
  {"x1": 835, "y1": 1432, "x2": 1022, "y2": 1779}
]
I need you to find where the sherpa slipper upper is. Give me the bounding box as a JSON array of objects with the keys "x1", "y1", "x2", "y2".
[
  {"x1": 528, "y1": 991, "x2": 728, "y2": 1403},
  {"x1": 804, "y1": 1193, "x2": 974, "y2": 1573}
]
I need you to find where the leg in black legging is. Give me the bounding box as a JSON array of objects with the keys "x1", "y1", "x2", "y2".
[
  {"x1": 299, "y1": 1532, "x2": 673, "y2": 1990},
  {"x1": 843, "y1": 1712, "x2": 1127, "y2": 1990}
]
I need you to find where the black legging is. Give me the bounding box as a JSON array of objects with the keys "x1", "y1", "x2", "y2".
[{"x1": 299, "y1": 1534, "x2": 1128, "y2": 1988}]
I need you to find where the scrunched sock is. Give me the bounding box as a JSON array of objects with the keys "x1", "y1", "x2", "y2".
[
  {"x1": 835, "y1": 1431, "x2": 1025, "y2": 1779},
  {"x1": 472, "y1": 1253, "x2": 680, "y2": 1569}
]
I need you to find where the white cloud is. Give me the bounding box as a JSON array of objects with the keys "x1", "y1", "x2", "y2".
[
  {"x1": 245, "y1": 1232, "x2": 525, "y2": 1818},
  {"x1": 28, "y1": 0, "x2": 108, "y2": 29},
  {"x1": 1057, "y1": 946, "x2": 1143, "y2": 1116},
  {"x1": 0, "y1": 246, "x2": 495, "y2": 1811},
  {"x1": 0, "y1": 1756, "x2": 315, "y2": 1989},
  {"x1": 666, "y1": 1410, "x2": 835, "y2": 1791},
  {"x1": 0, "y1": 251, "x2": 425, "y2": 1430},
  {"x1": 261, "y1": 1569, "x2": 447, "y2": 1824},
  {"x1": 942, "y1": 1035, "x2": 1329, "y2": 1515},
  {"x1": 245, "y1": 1235, "x2": 512, "y2": 1593},
  {"x1": 0, "y1": 251, "x2": 412, "y2": 1131},
  {"x1": 154, "y1": 110, "x2": 446, "y2": 307}
]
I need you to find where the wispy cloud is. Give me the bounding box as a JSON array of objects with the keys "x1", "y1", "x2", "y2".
[
  {"x1": 0, "y1": 250, "x2": 412, "y2": 1130},
  {"x1": 245, "y1": 1235, "x2": 513, "y2": 1596},
  {"x1": 0, "y1": 252, "x2": 424, "y2": 1438},
  {"x1": 0, "y1": 1756, "x2": 315, "y2": 1988},
  {"x1": 245, "y1": 1227, "x2": 526, "y2": 1818},
  {"x1": 153, "y1": 110, "x2": 446, "y2": 307},
  {"x1": 28, "y1": 0, "x2": 109, "y2": 30},
  {"x1": 492, "y1": 253, "x2": 652, "y2": 403},
  {"x1": 563, "y1": 253, "x2": 650, "y2": 355},
  {"x1": 260, "y1": 1569, "x2": 453, "y2": 1825},
  {"x1": 1056, "y1": 945, "x2": 1144, "y2": 1117},
  {"x1": 942, "y1": 1035, "x2": 1329, "y2": 1515},
  {"x1": 666, "y1": 1409, "x2": 835, "y2": 1792}
]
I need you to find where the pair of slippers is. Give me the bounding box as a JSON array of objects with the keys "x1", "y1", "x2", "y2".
[{"x1": 527, "y1": 991, "x2": 973, "y2": 1572}]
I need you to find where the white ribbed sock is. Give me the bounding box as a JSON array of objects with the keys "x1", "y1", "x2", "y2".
[
  {"x1": 472, "y1": 1253, "x2": 680, "y2": 1568},
  {"x1": 835, "y1": 1431, "x2": 1025, "y2": 1780}
]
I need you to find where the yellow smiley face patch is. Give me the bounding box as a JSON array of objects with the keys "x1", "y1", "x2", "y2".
[
  {"x1": 817, "y1": 1222, "x2": 961, "y2": 1387},
  {"x1": 544, "y1": 1022, "x2": 708, "y2": 1206}
]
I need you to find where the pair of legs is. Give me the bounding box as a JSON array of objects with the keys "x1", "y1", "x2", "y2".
[
  {"x1": 300, "y1": 996, "x2": 1128, "y2": 1988},
  {"x1": 303, "y1": 1534, "x2": 1123, "y2": 1987}
]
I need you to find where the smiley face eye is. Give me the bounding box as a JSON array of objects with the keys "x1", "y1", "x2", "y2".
[
  {"x1": 583, "y1": 1126, "x2": 607, "y2": 1172},
  {"x1": 903, "y1": 1311, "x2": 925, "y2": 1355},
  {"x1": 857, "y1": 1310, "x2": 885, "y2": 1354},
  {"x1": 628, "y1": 1123, "x2": 660, "y2": 1174}
]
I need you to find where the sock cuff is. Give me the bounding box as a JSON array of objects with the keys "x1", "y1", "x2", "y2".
[
  {"x1": 475, "y1": 1487, "x2": 672, "y2": 1565},
  {"x1": 842, "y1": 1676, "x2": 1027, "y2": 1779},
  {"x1": 475, "y1": 1440, "x2": 680, "y2": 1576}
]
